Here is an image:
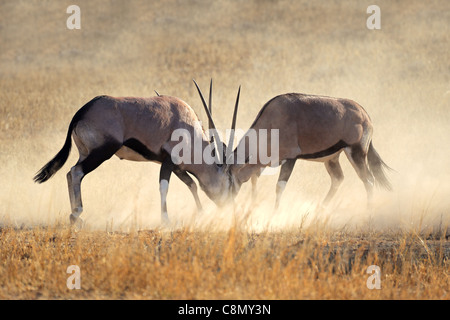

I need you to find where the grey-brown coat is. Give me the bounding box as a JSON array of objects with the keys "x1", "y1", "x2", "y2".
[
  {"x1": 230, "y1": 93, "x2": 392, "y2": 209},
  {"x1": 34, "y1": 94, "x2": 232, "y2": 225}
]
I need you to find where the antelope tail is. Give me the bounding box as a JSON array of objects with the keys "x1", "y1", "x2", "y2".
[
  {"x1": 33, "y1": 122, "x2": 74, "y2": 183},
  {"x1": 33, "y1": 96, "x2": 103, "y2": 183},
  {"x1": 367, "y1": 141, "x2": 393, "y2": 191}
]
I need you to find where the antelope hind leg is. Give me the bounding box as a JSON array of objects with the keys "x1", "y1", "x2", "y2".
[
  {"x1": 322, "y1": 155, "x2": 344, "y2": 207},
  {"x1": 67, "y1": 164, "x2": 85, "y2": 226}
]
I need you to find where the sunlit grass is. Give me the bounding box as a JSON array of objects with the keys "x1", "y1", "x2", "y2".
[{"x1": 0, "y1": 221, "x2": 448, "y2": 299}]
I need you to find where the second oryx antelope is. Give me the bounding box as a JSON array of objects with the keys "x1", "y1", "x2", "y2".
[
  {"x1": 34, "y1": 81, "x2": 241, "y2": 226},
  {"x1": 229, "y1": 93, "x2": 392, "y2": 210}
]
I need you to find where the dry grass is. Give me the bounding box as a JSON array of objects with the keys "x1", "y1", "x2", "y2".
[
  {"x1": 0, "y1": 223, "x2": 448, "y2": 299},
  {"x1": 0, "y1": 0, "x2": 449, "y2": 299}
]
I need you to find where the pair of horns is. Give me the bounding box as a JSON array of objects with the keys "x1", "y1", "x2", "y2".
[{"x1": 193, "y1": 79, "x2": 240, "y2": 163}]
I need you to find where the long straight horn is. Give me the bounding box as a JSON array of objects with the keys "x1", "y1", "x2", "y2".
[
  {"x1": 226, "y1": 85, "x2": 241, "y2": 160},
  {"x1": 208, "y1": 79, "x2": 214, "y2": 143},
  {"x1": 193, "y1": 79, "x2": 224, "y2": 162},
  {"x1": 208, "y1": 79, "x2": 213, "y2": 118}
]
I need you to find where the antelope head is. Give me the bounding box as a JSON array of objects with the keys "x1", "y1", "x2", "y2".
[{"x1": 193, "y1": 79, "x2": 241, "y2": 205}]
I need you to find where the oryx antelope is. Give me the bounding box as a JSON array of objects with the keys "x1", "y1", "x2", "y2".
[
  {"x1": 34, "y1": 81, "x2": 241, "y2": 225},
  {"x1": 229, "y1": 93, "x2": 392, "y2": 210}
]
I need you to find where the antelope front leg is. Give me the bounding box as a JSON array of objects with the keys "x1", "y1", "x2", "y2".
[
  {"x1": 274, "y1": 159, "x2": 296, "y2": 212},
  {"x1": 174, "y1": 169, "x2": 203, "y2": 214},
  {"x1": 251, "y1": 175, "x2": 258, "y2": 206},
  {"x1": 159, "y1": 160, "x2": 174, "y2": 225}
]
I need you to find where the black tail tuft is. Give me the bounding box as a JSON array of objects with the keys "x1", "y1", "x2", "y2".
[
  {"x1": 33, "y1": 126, "x2": 73, "y2": 183},
  {"x1": 367, "y1": 141, "x2": 393, "y2": 191}
]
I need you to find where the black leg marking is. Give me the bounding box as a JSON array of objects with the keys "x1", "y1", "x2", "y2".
[
  {"x1": 67, "y1": 141, "x2": 122, "y2": 225},
  {"x1": 173, "y1": 169, "x2": 203, "y2": 212},
  {"x1": 80, "y1": 142, "x2": 122, "y2": 175},
  {"x1": 159, "y1": 159, "x2": 175, "y2": 224}
]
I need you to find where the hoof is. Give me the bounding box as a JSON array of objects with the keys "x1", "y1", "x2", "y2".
[{"x1": 70, "y1": 214, "x2": 84, "y2": 229}]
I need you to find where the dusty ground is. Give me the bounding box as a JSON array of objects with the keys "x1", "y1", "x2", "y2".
[{"x1": 0, "y1": 0, "x2": 449, "y2": 299}]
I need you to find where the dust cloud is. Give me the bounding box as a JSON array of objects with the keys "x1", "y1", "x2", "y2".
[{"x1": 0, "y1": 0, "x2": 449, "y2": 233}]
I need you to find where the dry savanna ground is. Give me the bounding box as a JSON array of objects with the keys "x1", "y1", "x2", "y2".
[{"x1": 0, "y1": 0, "x2": 449, "y2": 299}]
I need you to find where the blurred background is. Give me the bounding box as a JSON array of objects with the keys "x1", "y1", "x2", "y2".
[{"x1": 0, "y1": 0, "x2": 449, "y2": 231}]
